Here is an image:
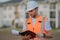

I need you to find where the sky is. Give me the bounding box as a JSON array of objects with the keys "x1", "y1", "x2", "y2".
[{"x1": 0, "y1": 0, "x2": 10, "y2": 3}]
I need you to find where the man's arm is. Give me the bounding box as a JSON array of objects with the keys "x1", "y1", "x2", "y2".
[
  {"x1": 22, "y1": 24, "x2": 27, "y2": 32},
  {"x1": 22, "y1": 19, "x2": 28, "y2": 32},
  {"x1": 45, "y1": 20, "x2": 53, "y2": 38}
]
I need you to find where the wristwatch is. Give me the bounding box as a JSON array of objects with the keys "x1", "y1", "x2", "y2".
[
  {"x1": 43, "y1": 33, "x2": 46, "y2": 37},
  {"x1": 37, "y1": 33, "x2": 46, "y2": 37}
]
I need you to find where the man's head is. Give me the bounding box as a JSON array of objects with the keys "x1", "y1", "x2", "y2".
[{"x1": 26, "y1": 1, "x2": 39, "y2": 18}]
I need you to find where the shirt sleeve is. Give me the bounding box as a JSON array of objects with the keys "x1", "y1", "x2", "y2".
[
  {"x1": 23, "y1": 24, "x2": 27, "y2": 31},
  {"x1": 22, "y1": 20, "x2": 27, "y2": 31},
  {"x1": 45, "y1": 20, "x2": 52, "y2": 30}
]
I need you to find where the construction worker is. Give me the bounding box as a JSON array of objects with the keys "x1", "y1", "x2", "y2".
[
  {"x1": 11, "y1": 1, "x2": 53, "y2": 40},
  {"x1": 22, "y1": 1, "x2": 53, "y2": 40}
]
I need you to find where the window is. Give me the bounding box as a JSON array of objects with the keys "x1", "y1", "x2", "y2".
[
  {"x1": 50, "y1": 3, "x2": 56, "y2": 9},
  {"x1": 4, "y1": 7, "x2": 6, "y2": 10},
  {"x1": 4, "y1": 15, "x2": 6, "y2": 18},
  {"x1": 34, "y1": 0, "x2": 44, "y2": 1},
  {"x1": 50, "y1": 21, "x2": 55, "y2": 28},
  {"x1": 26, "y1": 13, "x2": 29, "y2": 18},
  {"x1": 58, "y1": 11, "x2": 60, "y2": 28},
  {"x1": 9, "y1": 6, "x2": 12, "y2": 10},
  {"x1": 50, "y1": 11, "x2": 56, "y2": 18},
  {"x1": 43, "y1": 5, "x2": 47, "y2": 8},
  {"x1": 9, "y1": 15, "x2": 12, "y2": 18}
]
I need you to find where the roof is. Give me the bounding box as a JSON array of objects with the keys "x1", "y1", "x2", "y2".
[
  {"x1": 0, "y1": 0, "x2": 46, "y2": 7},
  {"x1": 34, "y1": 0, "x2": 45, "y2": 1},
  {"x1": 0, "y1": 0, "x2": 22, "y2": 7}
]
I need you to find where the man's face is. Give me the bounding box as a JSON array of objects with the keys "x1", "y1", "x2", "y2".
[{"x1": 28, "y1": 7, "x2": 38, "y2": 18}]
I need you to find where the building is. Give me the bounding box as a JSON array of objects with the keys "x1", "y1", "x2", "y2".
[
  {"x1": 0, "y1": 0, "x2": 26, "y2": 27},
  {"x1": 0, "y1": 0, "x2": 60, "y2": 28},
  {"x1": 33, "y1": 0, "x2": 60, "y2": 28}
]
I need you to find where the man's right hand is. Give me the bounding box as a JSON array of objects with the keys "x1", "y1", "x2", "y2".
[{"x1": 22, "y1": 35, "x2": 31, "y2": 40}]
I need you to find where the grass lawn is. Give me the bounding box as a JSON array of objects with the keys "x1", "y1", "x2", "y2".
[
  {"x1": 0, "y1": 28, "x2": 22, "y2": 40},
  {"x1": 0, "y1": 28, "x2": 60, "y2": 40}
]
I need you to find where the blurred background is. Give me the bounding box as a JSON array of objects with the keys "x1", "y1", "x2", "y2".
[
  {"x1": 0, "y1": 0, "x2": 60, "y2": 40},
  {"x1": 0, "y1": 0, "x2": 60, "y2": 29}
]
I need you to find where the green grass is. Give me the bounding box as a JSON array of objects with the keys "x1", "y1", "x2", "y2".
[
  {"x1": 0, "y1": 27, "x2": 22, "y2": 32},
  {"x1": 53, "y1": 28, "x2": 59, "y2": 30},
  {"x1": 0, "y1": 27, "x2": 60, "y2": 32}
]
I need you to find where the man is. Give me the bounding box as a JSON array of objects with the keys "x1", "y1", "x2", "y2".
[
  {"x1": 11, "y1": 1, "x2": 53, "y2": 40},
  {"x1": 22, "y1": 1, "x2": 53, "y2": 40}
]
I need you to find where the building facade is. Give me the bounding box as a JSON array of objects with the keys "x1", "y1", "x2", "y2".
[
  {"x1": 0, "y1": 0, "x2": 26, "y2": 27},
  {"x1": 0, "y1": 0, "x2": 60, "y2": 28}
]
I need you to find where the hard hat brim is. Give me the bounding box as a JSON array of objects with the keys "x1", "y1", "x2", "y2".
[{"x1": 26, "y1": 6, "x2": 38, "y2": 13}]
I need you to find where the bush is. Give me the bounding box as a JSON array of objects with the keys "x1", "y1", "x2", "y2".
[{"x1": 0, "y1": 25, "x2": 10, "y2": 29}]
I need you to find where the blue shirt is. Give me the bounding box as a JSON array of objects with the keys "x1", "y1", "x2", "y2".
[{"x1": 45, "y1": 20, "x2": 52, "y2": 30}]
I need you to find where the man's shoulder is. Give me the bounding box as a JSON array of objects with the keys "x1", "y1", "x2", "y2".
[
  {"x1": 39, "y1": 15, "x2": 48, "y2": 20},
  {"x1": 41, "y1": 16, "x2": 48, "y2": 20}
]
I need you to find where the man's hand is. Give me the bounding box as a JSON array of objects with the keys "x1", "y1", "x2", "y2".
[
  {"x1": 44, "y1": 30, "x2": 53, "y2": 39},
  {"x1": 22, "y1": 35, "x2": 31, "y2": 40}
]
